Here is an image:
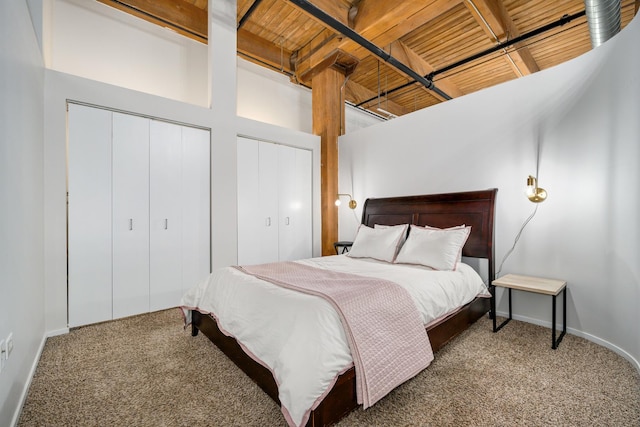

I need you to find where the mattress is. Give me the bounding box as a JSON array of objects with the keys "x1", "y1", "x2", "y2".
[{"x1": 180, "y1": 254, "x2": 489, "y2": 426}]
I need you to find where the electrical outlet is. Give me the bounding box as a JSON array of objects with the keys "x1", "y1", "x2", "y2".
[
  {"x1": 6, "y1": 333, "x2": 13, "y2": 359},
  {"x1": 0, "y1": 339, "x2": 5, "y2": 374}
]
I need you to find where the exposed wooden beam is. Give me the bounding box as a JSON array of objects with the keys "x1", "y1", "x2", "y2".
[
  {"x1": 237, "y1": 28, "x2": 294, "y2": 74},
  {"x1": 301, "y1": 0, "x2": 350, "y2": 26},
  {"x1": 336, "y1": 0, "x2": 463, "y2": 60},
  {"x1": 312, "y1": 67, "x2": 345, "y2": 256},
  {"x1": 465, "y1": 0, "x2": 539, "y2": 76},
  {"x1": 298, "y1": 49, "x2": 359, "y2": 83},
  {"x1": 292, "y1": 0, "x2": 461, "y2": 98},
  {"x1": 97, "y1": 0, "x2": 207, "y2": 43}
]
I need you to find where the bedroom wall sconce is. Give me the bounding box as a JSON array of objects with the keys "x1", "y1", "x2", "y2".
[
  {"x1": 526, "y1": 175, "x2": 547, "y2": 203},
  {"x1": 335, "y1": 193, "x2": 357, "y2": 209}
]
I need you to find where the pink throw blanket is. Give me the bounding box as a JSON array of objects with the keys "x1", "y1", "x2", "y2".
[{"x1": 235, "y1": 261, "x2": 434, "y2": 408}]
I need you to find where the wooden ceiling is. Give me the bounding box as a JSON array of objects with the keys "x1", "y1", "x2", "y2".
[{"x1": 99, "y1": 0, "x2": 638, "y2": 119}]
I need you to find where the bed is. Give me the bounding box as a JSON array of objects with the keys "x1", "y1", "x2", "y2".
[{"x1": 184, "y1": 189, "x2": 497, "y2": 426}]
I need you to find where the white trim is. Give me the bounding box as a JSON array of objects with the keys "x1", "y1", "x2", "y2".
[
  {"x1": 46, "y1": 328, "x2": 69, "y2": 338},
  {"x1": 10, "y1": 334, "x2": 48, "y2": 427},
  {"x1": 496, "y1": 311, "x2": 640, "y2": 374}
]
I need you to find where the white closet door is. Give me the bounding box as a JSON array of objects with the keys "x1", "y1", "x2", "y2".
[
  {"x1": 279, "y1": 145, "x2": 313, "y2": 261},
  {"x1": 181, "y1": 126, "x2": 210, "y2": 293},
  {"x1": 68, "y1": 104, "x2": 113, "y2": 327},
  {"x1": 259, "y1": 141, "x2": 280, "y2": 264},
  {"x1": 292, "y1": 147, "x2": 312, "y2": 259},
  {"x1": 112, "y1": 112, "x2": 150, "y2": 319},
  {"x1": 149, "y1": 120, "x2": 183, "y2": 311},
  {"x1": 278, "y1": 145, "x2": 296, "y2": 261},
  {"x1": 237, "y1": 137, "x2": 261, "y2": 265}
]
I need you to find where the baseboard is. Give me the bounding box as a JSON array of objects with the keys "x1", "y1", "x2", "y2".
[
  {"x1": 10, "y1": 332, "x2": 50, "y2": 427},
  {"x1": 46, "y1": 327, "x2": 69, "y2": 338},
  {"x1": 495, "y1": 310, "x2": 640, "y2": 375}
]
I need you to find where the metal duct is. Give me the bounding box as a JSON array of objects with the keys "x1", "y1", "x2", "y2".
[{"x1": 584, "y1": 0, "x2": 621, "y2": 47}]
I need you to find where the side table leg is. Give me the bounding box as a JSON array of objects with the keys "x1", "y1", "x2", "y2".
[
  {"x1": 563, "y1": 287, "x2": 567, "y2": 337},
  {"x1": 493, "y1": 287, "x2": 512, "y2": 332},
  {"x1": 491, "y1": 285, "x2": 497, "y2": 331},
  {"x1": 551, "y1": 288, "x2": 567, "y2": 349},
  {"x1": 552, "y1": 294, "x2": 557, "y2": 349}
]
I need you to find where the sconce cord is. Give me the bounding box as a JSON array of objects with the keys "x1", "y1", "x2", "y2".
[{"x1": 495, "y1": 204, "x2": 538, "y2": 280}]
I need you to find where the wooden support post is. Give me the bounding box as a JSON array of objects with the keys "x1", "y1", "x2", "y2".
[{"x1": 312, "y1": 67, "x2": 345, "y2": 256}]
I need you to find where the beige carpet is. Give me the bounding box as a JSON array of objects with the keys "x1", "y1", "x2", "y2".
[{"x1": 18, "y1": 309, "x2": 640, "y2": 426}]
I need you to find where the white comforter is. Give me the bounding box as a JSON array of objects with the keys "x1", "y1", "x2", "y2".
[{"x1": 180, "y1": 255, "x2": 489, "y2": 427}]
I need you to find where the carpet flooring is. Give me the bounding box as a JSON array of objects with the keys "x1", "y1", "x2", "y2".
[{"x1": 18, "y1": 309, "x2": 640, "y2": 426}]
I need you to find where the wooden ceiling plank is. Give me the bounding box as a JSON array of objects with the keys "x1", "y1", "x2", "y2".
[
  {"x1": 389, "y1": 40, "x2": 464, "y2": 99},
  {"x1": 344, "y1": 80, "x2": 410, "y2": 117},
  {"x1": 465, "y1": 0, "x2": 539, "y2": 76}
]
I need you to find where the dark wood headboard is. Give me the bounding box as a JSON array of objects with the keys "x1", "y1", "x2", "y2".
[{"x1": 361, "y1": 189, "x2": 497, "y2": 278}]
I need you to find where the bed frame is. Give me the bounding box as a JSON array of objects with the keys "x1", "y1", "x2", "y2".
[{"x1": 191, "y1": 189, "x2": 497, "y2": 426}]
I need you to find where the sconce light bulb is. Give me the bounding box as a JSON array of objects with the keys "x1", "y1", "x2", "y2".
[
  {"x1": 526, "y1": 175, "x2": 547, "y2": 203},
  {"x1": 337, "y1": 193, "x2": 357, "y2": 209}
]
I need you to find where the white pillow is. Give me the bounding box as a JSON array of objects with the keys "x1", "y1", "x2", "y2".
[
  {"x1": 374, "y1": 223, "x2": 409, "y2": 251},
  {"x1": 347, "y1": 224, "x2": 408, "y2": 263},
  {"x1": 394, "y1": 224, "x2": 471, "y2": 271},
  {"x1": 420, "y1": 224, "x2": 466, "y2": 264}
]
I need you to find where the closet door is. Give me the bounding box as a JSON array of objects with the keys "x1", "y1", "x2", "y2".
[
  {"x1": 237, "y1": 138, "x2": 280, "y2": 265},
  {"x1": 181, "y1": 126, "x2": 211, "y2": 293},
  {"x1": 112, "y1": 112, "x2": 150, "y2": 319},
  {"x1": 278, "y1": 146, "x2": 312, "y2": 261},
  {"x1": 149, "y1": 120, "x2": 183, "y2": 311},
  {"x1": 68, "y1": 104, "x2": 113, "y2": 327},
  {"x1": 237, "y1": 137, "x2": 261, "y2": 265},
  {"x1": 258, "y1": 141, "x2": 280, "y2": 264}
]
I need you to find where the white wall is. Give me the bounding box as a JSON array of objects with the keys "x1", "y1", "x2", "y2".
[
  {"x1": 338, "y1": 15, "x2": 640, "y2": 368},
  {"x1": 237, "y1": 58, "x2": 382, "y2": 133},
  {"x1": 45, "y1": 0, "x2": 208, "y2": 106},
  {"x1": 0, "y1": 2, "x2": 46, "y2": 427}
]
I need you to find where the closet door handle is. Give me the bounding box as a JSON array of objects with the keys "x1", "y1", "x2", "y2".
[
  {"x1": 285, "y1": 216, "x2": 290, "y2": 225},
  {"x1": 129, "y1": 219, "x2": 133, "y2": 231},
  {"x1": 265, "y1": 217, "x2": 271, "y2": 227},
  {"x1": 164, "y1": 219, "x2": 168, "y2": 230}
]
